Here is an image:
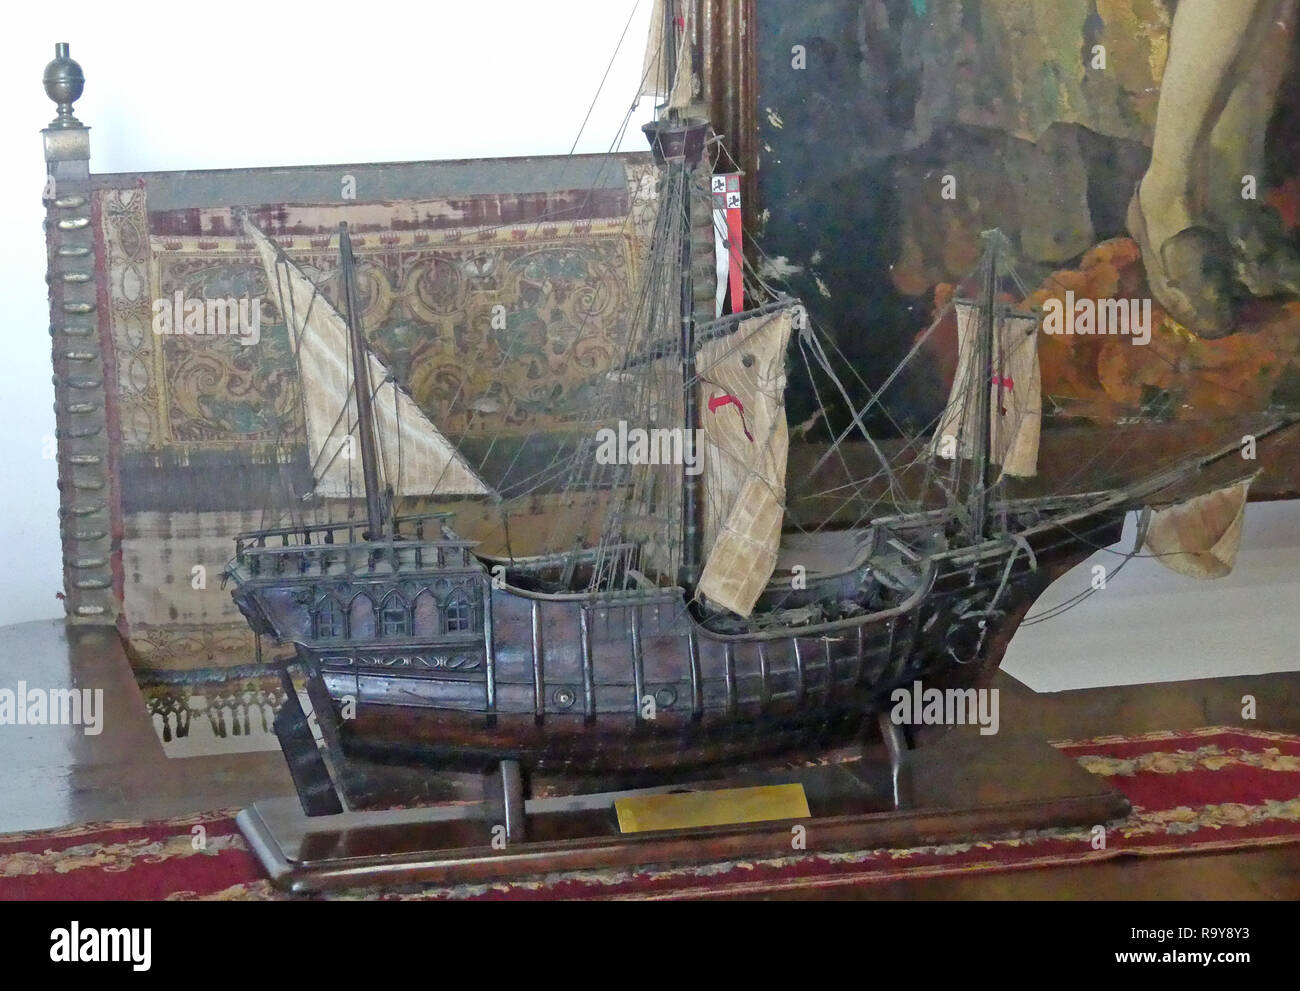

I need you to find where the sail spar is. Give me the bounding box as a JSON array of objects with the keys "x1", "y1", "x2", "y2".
[
  {"x1": 245, "y1": 220, "x2": 491, "y2": 500},
  {"x1": 932, "y1": 300, "x2": 1042, "y2": 479}
]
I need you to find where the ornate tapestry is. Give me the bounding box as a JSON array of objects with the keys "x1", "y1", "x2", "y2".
[{"x1": 92, "y1": 156, "x2": 654, "y2": 675}]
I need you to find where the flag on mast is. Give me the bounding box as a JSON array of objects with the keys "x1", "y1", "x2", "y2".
[{"x1": 712, "y1": 173, "x2": 744, "y2": 316}]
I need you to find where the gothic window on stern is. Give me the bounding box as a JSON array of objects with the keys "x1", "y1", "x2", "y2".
[
  {"x1": 445, "y1": 591, "x2": 473, "y2": 634},
  {"x1": 314, "y1": 596, "x2": 346, "y2": 640},
  {"x1": 381, "y1": 591, "x2": 411, "y2": 638}
]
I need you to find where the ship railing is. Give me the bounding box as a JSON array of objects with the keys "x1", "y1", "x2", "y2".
[
  {"x1": 236, "y1": 535, "x2": 478, "y2": 579},
  {"x1": 391, "y1": 511, "x2": 458, "y2": 538},
  {"x1": 233, "y1": 511, "x2": 456, "y2": 552}
]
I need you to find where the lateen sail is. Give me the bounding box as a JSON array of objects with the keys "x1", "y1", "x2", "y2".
[
  {"x1": 696, "y1": 308, "x2": 794, "y2": 615},
  {"x1": 246, "y1": 221, "x2": 491, "y2": 499},
  {"x1": 932, "y1": 300, "x2": 1041, "y2": 479},
  {"x1": 1143, "y1": 478, "x2": 1251, "y2": 579},
  {"x1": 641, "y1": 0, "x2": 694, "y2": 112}
]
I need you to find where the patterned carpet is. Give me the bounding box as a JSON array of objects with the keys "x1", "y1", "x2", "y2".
[{"x1": 2, "y1": 727, "x2": 1298, "y2": 900}]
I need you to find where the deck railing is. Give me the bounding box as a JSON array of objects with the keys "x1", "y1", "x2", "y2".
[
  {"x1": 234, "y1": 511, "x2": 455, "y2": 549},
  {"x1": 234, "y1": 513, "x2": 474, "y2": 579}
]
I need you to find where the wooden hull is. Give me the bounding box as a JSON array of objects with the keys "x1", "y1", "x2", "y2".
[{"x1": 270, "y1": 507, "x2": 1125, "y2": 782}]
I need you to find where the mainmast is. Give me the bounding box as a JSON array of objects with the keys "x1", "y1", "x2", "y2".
[
  {"x1": 338, "y1": 221, "x2": 385, "y2": 539},
  {"x1": 662, "y1": 0, "x2": 678, "y2": 100},
  {"x1": 643, "y1": 0, "x2": 711, "y2": 590},
  {"x1": 643, "y1": 118, "x2": 711, "y2": 588}
]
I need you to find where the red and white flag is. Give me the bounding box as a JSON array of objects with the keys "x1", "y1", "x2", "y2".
[{"x1": 711, "y1": 173, "x2": 743, "y2": 316}]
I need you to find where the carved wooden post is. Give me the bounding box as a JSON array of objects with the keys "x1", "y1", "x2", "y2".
[
  {"x1": 43, "y1": 43, "x2": 118, "y2": 625},
  {"x1": 698, "y1": 0, "x2": 757, "y2": 248}
]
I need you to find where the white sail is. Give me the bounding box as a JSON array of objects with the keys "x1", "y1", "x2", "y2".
[
  {"x1": 990, "y1": 310, "x2": 1041, "y2": 478},
  {"x1": 696, "y1": 308, "x2": 794, "y2": 616},
  {"x1": 932, "y1": 301, "x2": 1041, "y2": 479},
  {"x1": 641, "y1": 0, "x2": 695, "y2": 112},
  {"x1": 1144, "y1": 478, "x2": 1251, "y2": 579},
  {"x1": 246, "y1": 222, "x2": 491, "y2": 499}
]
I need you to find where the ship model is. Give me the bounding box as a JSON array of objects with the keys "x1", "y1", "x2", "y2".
[{"x1": 225, "y1": 4, "x2": 1288, "y2": 818}]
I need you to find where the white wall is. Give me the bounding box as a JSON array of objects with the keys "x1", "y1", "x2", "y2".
[
  {"x1": 1004, "y1": 500, "x2": 1300, "y2": 690},
  {"x1": 0, "y1": 0, "x2": 655, "y2": 626}
]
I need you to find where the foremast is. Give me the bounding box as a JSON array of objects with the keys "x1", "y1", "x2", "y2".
[
  {"x1": 968, "y1": 231, "x2": 1001, "y2": 544},
  {"x1": 936, "y1": 228, "x2": 1028, "y2": 546}
]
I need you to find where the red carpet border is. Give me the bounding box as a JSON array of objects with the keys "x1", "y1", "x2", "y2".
[{"x1": 1, "y1": 726, "x2": 1297, "y2": 900}]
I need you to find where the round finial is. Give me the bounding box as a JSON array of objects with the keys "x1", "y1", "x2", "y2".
[{"x1": 43, "y1": 43, "x2": 85, "y2": 129}]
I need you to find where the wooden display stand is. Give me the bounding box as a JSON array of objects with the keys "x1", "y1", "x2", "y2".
[{"x1": 238, "y1": 718, "x2": 1128, "y2": 893}]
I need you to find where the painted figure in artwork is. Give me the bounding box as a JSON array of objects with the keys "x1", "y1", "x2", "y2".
[{"x1": 1131, "y1": 0, "x2": 1300, "y2": 336}]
